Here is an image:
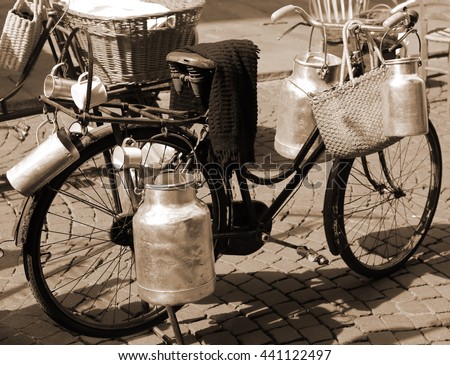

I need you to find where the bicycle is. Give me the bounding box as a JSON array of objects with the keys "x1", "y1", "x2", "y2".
[{"x1": 12, "y1": 4, "x2": 442, "y2": 339}]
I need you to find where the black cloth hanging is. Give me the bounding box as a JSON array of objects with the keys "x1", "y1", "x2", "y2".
[{"x1": 170, "y1": 39, "x2": 260, "y2": 165}]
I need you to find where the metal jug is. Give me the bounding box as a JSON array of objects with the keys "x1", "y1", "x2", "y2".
[
  {"x1": 274, "y1": 51, "x2": 341, "y2": 160},
  {"x1": 6, "y1": 127, "x2": 80, "y2": 196},
  {"x1": 382, "y1": 57, "x2": 428, "y2": 137},
  {"x1": 133, "y1": 172, "x2": 215, "y2": 306}
]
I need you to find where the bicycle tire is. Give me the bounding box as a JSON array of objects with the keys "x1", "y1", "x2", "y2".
[
  {"x1": 323, "y1": 121, "x2": 442, "y2": 277},
  {"x1": 19, "y1": 124, "x2": 227, "y2": 338}
]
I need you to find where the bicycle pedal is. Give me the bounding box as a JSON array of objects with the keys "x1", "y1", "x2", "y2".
[
  {"x1": 13, "y1": 121, "x2": 30, "y2": 141},
  {"x1": 296, "y1": 246, "x2": 329, "y2": 265}
]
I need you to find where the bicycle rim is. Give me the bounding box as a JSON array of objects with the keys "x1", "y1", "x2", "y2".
[
  {"x1": 324, "y1": 122, "x2": 442, "y2": 277},
  {"x1": 20, "y1": 125, "x2": 226, "y2": 337}
]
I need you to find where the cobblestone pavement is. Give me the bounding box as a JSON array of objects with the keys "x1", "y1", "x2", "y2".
[{"x1": 0, "y1": 78, "x2": 449, "y2": 345}]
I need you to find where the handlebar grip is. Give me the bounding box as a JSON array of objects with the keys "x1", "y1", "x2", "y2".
[
  {"x1": 382, "y1": 11, "x2": 407, "y2": 28},
  {"x1": 383, "y1": 9, "x2": 419, "y2": 29},
  {"x1": 271, "y1": 5, "x2": 296, "y2": 22}
]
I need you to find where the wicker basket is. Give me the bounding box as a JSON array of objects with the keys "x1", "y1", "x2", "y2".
[{"x1": 54, "y1": 0, "x2": 205, "y2": 85}]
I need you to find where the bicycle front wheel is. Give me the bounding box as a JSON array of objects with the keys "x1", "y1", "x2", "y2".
[
  {"x1": 19, "y1": 124, "x2": 227, "y2": 338},
  {"x1": 324, "y1": 121, "x2": 442, "y2": 277}
]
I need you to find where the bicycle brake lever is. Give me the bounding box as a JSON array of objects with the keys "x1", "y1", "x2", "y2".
[{"x1": 277, "y1": 21, "x2": 310, "y2": 41}]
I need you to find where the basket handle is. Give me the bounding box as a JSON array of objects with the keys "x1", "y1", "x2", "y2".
[{"x1": 13, "y1": 0, "x2": 46, "y2": 19}]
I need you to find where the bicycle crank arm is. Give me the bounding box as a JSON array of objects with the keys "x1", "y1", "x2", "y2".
[{"x1": 261, "y1": 233, "x2": 329, "y2": 265}]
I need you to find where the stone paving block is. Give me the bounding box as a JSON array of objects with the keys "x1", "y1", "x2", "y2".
[
  {"x1": 382, "y1": 287, "x2": 416, "y2": 303},
  {"x1": 237, "y1": 330, "x2": 272, "y2": 345},
  {"x1": 422, "y1": 298, "x2": 450, "y2": 313},
  {"x1": 287, "y1": 312, "x2": 321, "y2": 330},
  {"x1": 421, "y1": 271, "x2": 449, "y2": 287},
  {"x1": 235, "y1": 258, "x2": 269, "y2": 274},
  {"x1": 255, "y1": 312, "x2": 289, "y2": 331},
  {"x1": 409, "y1": 285, "x2": 442, "y2": 300},
  {"x1": 366, "y1": 299, "x2": 398, "y2": 315},
  {"x1": 0, "y1": 331, "x2": 36, "y2": 345},
  {"x1": 205, "y1": 303, "x2": 240, "y2": 323},
  {"x1": 350, "y1": 286, "x2": 384, "y2": 302},
  {"x1": 254, "y1": 251, "x2": 282, "y2": 265},
  {"x1": 354, "y1": 315, "x2": 388, "y2": 333},
  {"x1": 333, "y1": 326, "x2": 367, "y2": 345},
  {"x1": 395, "y1": 330, "x2": 430, "y2": 345},
  {"x1": 125, "y1": 333, "x2": 165, "y2": 345},
  {"x1": 333, "y1": 274, "x2": 366, "y2": 290},
  {"x1": 253, "y1": 269, "x2": 288, "y2": 284},
  {"x1": 289, "y1": 287, "x2": 322, "y2": 304},
  {"x1": 220, "y1": 289, "x2": 254, "y2": 309},
  {"x1": 298, "y1": 324, "x2": 334, "y2": 344},
  {"x1": 0, "y1": 314, "x2": 38, "y2": 329},
  {"x1": 367, "y1": 331, "x2": 400, "y2": 345},
  {"x1": 315, "y1": 266, "x2": 348, "y2": 280},
  {"x1": 406, "y1": 313, "x2": 441, "y2": 329},
  {"x1": 304, "y1": 276, "x2": 336, "y2": 292},
  {"x1": 380, "y1": 314, "x2": 416, "y2": 332},
  {"x1": 237, "y1": 300, "x2": 272, "y2": 319},
  {"x1": 238, "y1": 277, "x2": 272, "y2": 296},
  {"x1": 222, "y1": 316, "x2": 259, "y2": 335},
  {"x1": 422, "y1": 326, "x2": 450, "y2": 343},
  {"x1": 256, "y1": 289, "x2": 290, "y2": 307},
  {"x1": 270, "y1": 258, "x2": 301, "y2": 273},
  {"x1": 406, "y1": 262, "x2": 435, "y2": 277},
  {"x1": 428, "y1": 241, "x2": 450, "y2": 255},
  {"x1": 290, "y1": 266, "x2": 320, "y2": 281},
  {"x1": 188, "y1": 319, "x2": 221, "y2": 338},
  {"x1": 435, "y1": 284, "x2": 450, "y2": 299},
  {"x1": 320, "y1": 287, "x2": 355, "y2": 304},
  {"x1": 175, "y1": 304, "x2": 207, "y2": 324},
  {"x1": 393, "y1": 273, "x2": 427, "y2": 288},
  {"x1": 340, "y1": 301, "x2": 371, "y2": 317},
  {"x1": 221, "y1": 272, "x2": 253, "y2": 286},
  {"x1": 214, "y1": 279, "x2": 237, "y2": 297},
  {"x1": 272, "y1": 277, "x2": 305, "y2": 294},
  {"x1": 436, "y1": 312, "x2": 450, "y2": 326},
  {"x1": 319, "y1": 312, "x2": 355, "y2": 330},
  {"x1": 272, "y1": 301, "x2": 304, "y2": 319},
  {"x1": 21, "y1": 319, "x2": 61, "y2": 340},
  {"x1": 396, "y1": 300, "x2": 432, "y2": 315},
  {"x1": 268, "y1": 325, "x2": 302, "y2": 344},
  {"x1": 214, "y1": 261, "x2": 236, "y2": 276},
  {"x1": 0, "y1": 324, "x2": 15, "y2": 341},
  {"x1": 200, "y1": 331, "x2": 239, "y2": 345},
  {"x1": 434, "y1": 262, "x2": 450, "y2": 278},
  {"x1": 303, "y1": 300, "x2": 339, "y2": 318}
]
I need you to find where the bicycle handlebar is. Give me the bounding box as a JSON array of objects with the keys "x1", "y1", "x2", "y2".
[{"x1": 271, "y1": 4, "x2": 418, "y2": 33}]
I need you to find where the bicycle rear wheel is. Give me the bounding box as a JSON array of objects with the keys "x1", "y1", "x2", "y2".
[
  {"x1": 324, "y1": 121, "x2": 442, "y2": 277},
  {"x1": 19, "y1": 124, "x2": 227, "y2": 338}
]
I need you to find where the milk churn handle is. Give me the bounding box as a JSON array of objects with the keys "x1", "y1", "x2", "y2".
[
  {"x1": 380, "y1": 27, "x2": 422, "y2": 66},
  {"x1": 143, "y1": 131, "x2": 204, "y2": 188},
  {"x1": 307, "y1": 24, "x2": 330, "y2": 80}
]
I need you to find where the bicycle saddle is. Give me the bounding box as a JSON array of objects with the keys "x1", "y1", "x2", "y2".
[{"x1": 166, "y1": 51, "x2": 215, "y2": 69}]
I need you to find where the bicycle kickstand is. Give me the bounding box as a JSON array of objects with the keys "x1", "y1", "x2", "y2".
[{"x1": 261, "y1": 233, "x2": 329, "y2": 265}]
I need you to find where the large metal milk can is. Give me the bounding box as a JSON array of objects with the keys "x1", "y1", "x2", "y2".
[
  {"x1": 133, "y1": 172, "x2": 215, "y2": 306},
  {"x1": 382, "y1": 57, "x2": 428, "y2": 137},
  {"x1": 274, "y1": 51, "x2": 341, "y2": 160}
]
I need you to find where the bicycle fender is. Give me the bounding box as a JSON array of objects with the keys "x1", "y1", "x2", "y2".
[{"x1": 11, "y1": 196, "x2": 32, "y2": 246}]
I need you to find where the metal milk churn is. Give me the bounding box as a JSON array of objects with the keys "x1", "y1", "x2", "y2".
[
  {"x1": 382, "y1": 57, "x2": 428, "y2": 137},
  {"x1": 133, "y1": 172, "x2": 215, "y2": 306},
  {"x1": 274, "y1": 51, "x2": 341, "y2": 160}
]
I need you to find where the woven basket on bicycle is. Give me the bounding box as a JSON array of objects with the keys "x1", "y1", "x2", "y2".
[{"x1": 53, "y1": 0, "x2": 205, "y2": 85}]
